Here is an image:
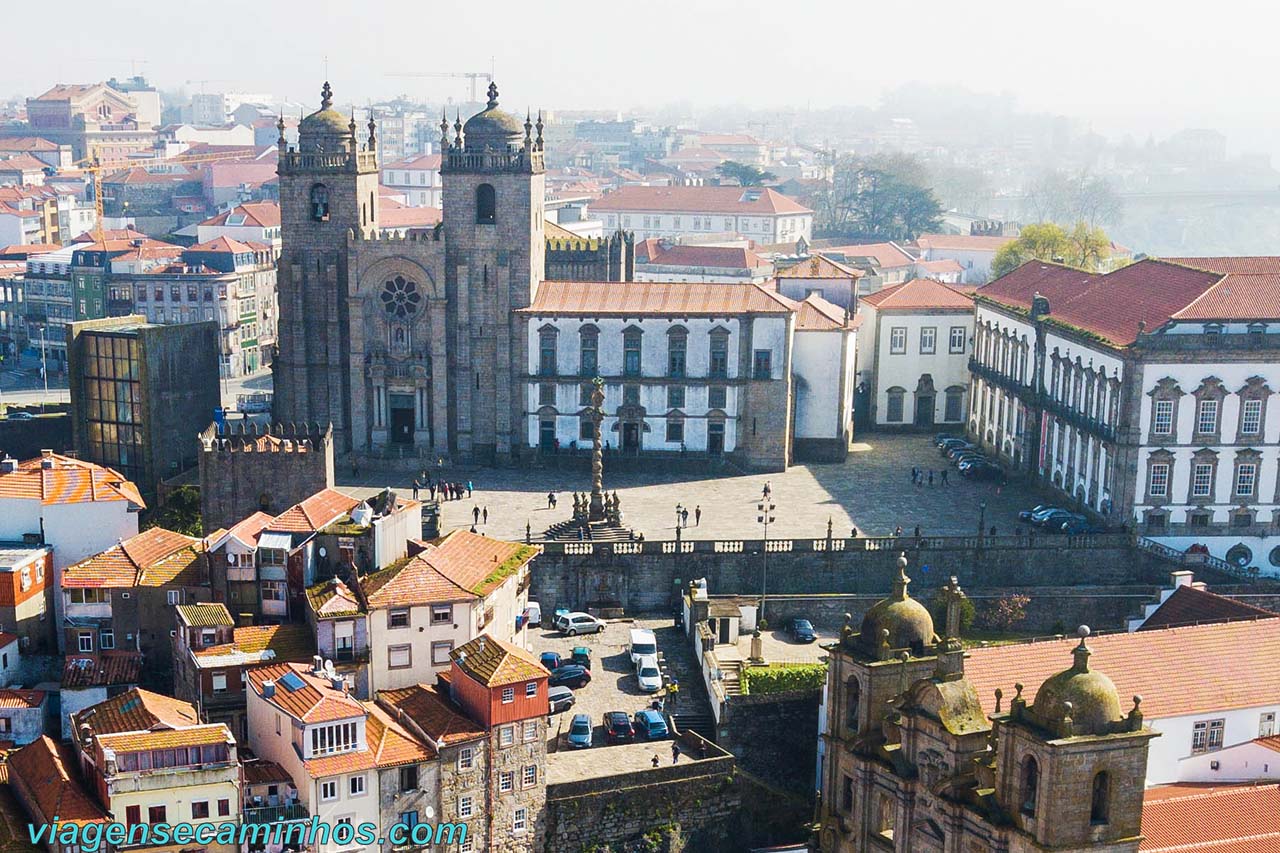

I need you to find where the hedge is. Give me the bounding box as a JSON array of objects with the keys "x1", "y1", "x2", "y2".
[{"x1": 740, "y1": 663, "x2": 827, "y2": 695}]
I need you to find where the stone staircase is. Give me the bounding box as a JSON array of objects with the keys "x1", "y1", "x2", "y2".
[
  {"x1": 540, "y1": 519, "x2": 636, "y2": 543},
  {"x1": 720, "y1": 660, "x2": 744, "y2": 697},
  {"x1": 671, "y1": 712, "x2": 717, "y2": 743}
]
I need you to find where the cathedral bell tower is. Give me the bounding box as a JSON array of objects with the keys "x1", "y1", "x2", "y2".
[
  {"x1": 273, "y1": 82, "x2": 380, "y2": 450},
  {"x1": 441, "y1": 82, "x2": 546, "y2": 463}
]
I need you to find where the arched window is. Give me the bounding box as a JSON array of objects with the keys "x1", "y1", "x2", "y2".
[
  {"x1": 310, "y1": 184, "x2": 329, "y2": 222},
  {"x1": 1021, "y1": 756, "x2": 1039, "y2": 816},
  {"x1": 1090, "y1": 771, "x2": 1110, "y2": 824},
  {"x1": 475, "y1": 183, "x2": 496, "y2": 224},
  {"x1": 845, "y1": 678, "x2": 860, "y2": 731}
]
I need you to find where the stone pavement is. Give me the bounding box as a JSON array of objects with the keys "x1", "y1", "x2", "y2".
[{"x1": 341, "y1": 434, "x2": 1041, "y2": 543}]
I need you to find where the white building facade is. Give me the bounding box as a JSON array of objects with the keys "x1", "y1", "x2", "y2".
[
  {"x1": 380, "y1": 154, "x2": 442, "y2": 209},
  {"x1": 592, "y1": 186, "x2": 812, "y2": 245}
]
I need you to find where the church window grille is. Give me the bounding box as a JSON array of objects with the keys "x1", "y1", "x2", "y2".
[{"x1": 380, "y1": 277, "x2": 421, "y2": 320}]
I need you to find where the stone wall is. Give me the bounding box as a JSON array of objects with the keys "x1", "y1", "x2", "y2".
[
  {"x1": 0, "y1": 408, "x2": 72, "y2": 460},
  {"x1": 718, "y1": 689, "x2": 820, "y2": 796},
  {"x1": 543, "y1": 741, "x2": 739, "y2": 853}
]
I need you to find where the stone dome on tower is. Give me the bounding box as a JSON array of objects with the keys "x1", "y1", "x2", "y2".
[
  {"x1": 298, "y1": 82, "x2": 354, "y2": 151},
  {"x1": 858, "y1": 552, "x2": 938, "y2": 655},
  {"x1": 463, "y1": 82, "x2": 524, "y2": 151},
  {"x1": 1030, "y1": 626, "x2": 1125, "y2": 736}
]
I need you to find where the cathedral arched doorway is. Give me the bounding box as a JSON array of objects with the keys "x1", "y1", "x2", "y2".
[{"x1": 389, "y1": 393, "x2": 415, "y2": 444}]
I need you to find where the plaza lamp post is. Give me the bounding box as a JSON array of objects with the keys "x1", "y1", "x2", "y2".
[
  {"x1": 675, "y1": 503, "x2": 683, "y2": 534},
  {"x1": 978, "y1": 500, "x2": 988, "y2": 541},
  {"x1": 758, "y1": 500, "x2": 776, "y2": 624}
]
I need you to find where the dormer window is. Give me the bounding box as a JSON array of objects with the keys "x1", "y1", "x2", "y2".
[
  {"x1": 1248, "y1": 322, "x2": 1266, "y2": 337},
  {"x1": 1203, "y1": 322, "x2": 1223, "y2": 337}
]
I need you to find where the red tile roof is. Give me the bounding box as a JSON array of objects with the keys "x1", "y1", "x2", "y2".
[
  {"x1": 306, "y1": 577, "x2": 364, "y2": 618},
  {"x1": 199, "y1": 201, "x2": 280, "y2": 228},
  {"x1": 1140, "y1": 783, "x2": 1280, "y2": 852},
  {"x1": 72, "y1": 687, "x2": 199, "y2": 736},
  {"x1": 219, "y1": 510, "x2": 274, "y2": 547},
  {"x1": 0, "y1": 137, "x2": 61, "y2": 152},
  {"x1": 636, "y1": 242, "x2": 769, "y2": 270},
  {"x1": 860, "y1": 278, "x2": 974, "y2": 311},
  {"x1": 62, "y1": 526, "x2": 204, "y2": 589},
  {"x1": 71, "y1": 227, "x2": 148, "y2": 243},
  {"x1": 385, "y1": 154, "x2": 442, "y2": 171},
  {"x1": 380, "y1": 204, "x2": 442, "y2": 228},
  {"x1": 777, "y1": 254, "x2": 861, "y2": 279},
  {"x1": 965, "y1": 619, "x2": 1280, "y2": 721},
  {"x1": 365, "y1": 703, "x2": 435, "y2": 767},
  {"x1": 243, "y1": 758, "x2": 291, "y2": 785},
  {"x1": 977, "y1": 259, "x2": 1222, "y2": 346},
  {"x1": 795, "y1": 295, "x2": 857, "y2": 331},
  {"x1": 525, "y1": 280, "x2": 797, "y2": 316},
  {"x1": 61, "y1": 652, "x2": 143, "y2": 688},
  {"x1": 1163, "y1": 256, "x2": 1280, "y2": 275},
  {"x1": 0, "y1": 154, "x2": 50, "y2": 173},
  {"x1": 916, "y1": 258, "x2": 965, "y2": 275},
  {"x1": 1137, "y1": 584, "x2": 1277, "y2": 631},
  {"x1": 1171, "y1": 272, "x2": 1280, "y2": 321},
  {"x1": 0, "y1": 452, "x2": 144, "y2": 507},
  {"x1": 267, "y1": 489, "x2": 360, "y2": 534},
  {"x1": 0, "y1": 689, "x2": 44, "y2": 709},
  {"x1": 8, "y1": 736, "x2": 107, "y2": 826},
  {"x1": 191, "y1": 623, "x2": 315, "y2": 669},
  {"x1": 825, "y1": 242, "x2": 916, "y2": 269},
  {"x1": 186, "y1": 236, "x2": 260, "y2": 254},
  {"x1": 591, "y1": 185, "x2": 811, "y2": 215},
  {"x1": 915, "y1": 233, "x2": 1015, "y2": 252},
  {"x1": 98, "y1": 724, "x2": 231, "y2": 753},
  {"x1": 363, "y1": 531, "x2": 538, "y2": 608},
  {"x1": 378, "y1": 684, "x2": 486, "y2": 746},
  {"x1": 246, "y1": 662, "x2": 364, "y2": 723},
  {"x1": 451, "y1": 634, "x2": 548, "y2": 688}
]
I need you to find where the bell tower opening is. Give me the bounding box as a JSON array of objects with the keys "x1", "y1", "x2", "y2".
[{"x1": 476, "y1": 184, "x2": 496, "y2": 224}]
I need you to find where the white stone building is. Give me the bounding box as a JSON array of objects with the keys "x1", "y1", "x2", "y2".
[
  {"x1": 973, "y1": 257, "x2": 1280, "y2": 574},
  {"x1": 634, "y1": 239, "x2": 774, "y2": 284},
  {"x1": 856, "y1": 278, "x2": 974, "y2": 429},
  {"x1": 913, "y1": 233, "x2": 1015, "y2": 284},
  {"x1": 380, "y1": 153, "x2": 442, "y2": 208},
  {"x1": 591, "y1": 185, "x2": 811, "y2": 244},
  {"x1": 519, "y1": 280, "x2": 856, "y2": 468}
]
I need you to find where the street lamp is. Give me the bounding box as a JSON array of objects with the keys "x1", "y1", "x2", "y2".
[
  {"x1": 675, "y1": 503, "x2": 683, "y2": 531},
  {"x1": 758, "y1": 500, "x2": 776, "y2": 624},
  {"x1": 978, "y1": 500, "x2": 987, "y2": 540}
]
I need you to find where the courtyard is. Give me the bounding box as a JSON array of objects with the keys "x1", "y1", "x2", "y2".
[{"x1": 341, "y1": 433, "x2": 1041, "y2": 542}]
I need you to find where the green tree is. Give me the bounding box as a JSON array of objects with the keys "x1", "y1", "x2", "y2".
[
  {"x1": 716, "y1": 160, "x2": 776, "y2": 186},
  {"x1": 990, "y1": 221, "x2": 1117, "y2": 280},
  {"x1": 143, "y1": 485, "x2": 203, "y2": 537},
  {"x1": 817, "y1": 153, "x2": 943, "y2": 241}
]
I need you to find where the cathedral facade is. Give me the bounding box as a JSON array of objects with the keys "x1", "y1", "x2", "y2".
[{"x1": 272, "y1": 81, "x2": 545, "y2": 463}]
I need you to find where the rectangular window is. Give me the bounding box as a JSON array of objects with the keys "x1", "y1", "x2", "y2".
[
  {"x1": 667, "y1": 386, "x2": 685, "y2": 409},
  {"x1": 217, "y1": 799, "x2": 230, "y2": 817},
  {"x1": 389, "y1": 608, "x2": 410, "y2": 628},
  {"x1": 1148, "y1": 463, "x2": 1169, "y2": 498},
  {"x1": 499, "y1": 725, "x2": 514, "y2": 747},
  {"x1": 623, "y1": 384, "x2": 640, "y2": 405},
  {"x1": 349, "y1": 774, "x2": 366, "y2": 796},
  {"x1": 398, "y1": 811, "x2": 417, "y2": 828},
  {"x1": 126, "y1": 806, "x2": 141, "y2": 827},
  {"x1": 666, "y1": 420, "x2": 684, "y2": 442},
  {"x1": 191, "y1": 802, "x2": 209, "y2": 820},
  {"x1": 431, "y1": 605, "x2": 453, "y2": 625},
  {"x1": 513, "y1": 807, "x2": 527, "y2": 834},
  {"x1": 523, "y1": 764, "x2": 538, "y2": 787},
  {"x1": 400, "y1": 765, "x2": 419, "y2": 792},
  {"x1": 1192, "y1": 718, "x2": 1226, "y2": 753},
  {"x1": 499, "y1": 770, "x2": 513, "y2": 793},
  {"x1": 458, "y1": 796, "x2": 473, "y2": 818},
  {"x1": 167, "y1": 589, "x2": 181, "y2": 605},
  {"x1": 919, "y1": 327, "x2": 936, "y2": 354},
  {"x1": 623, "y1": 338, "x2": 642, "y2": 376},
  {"x1": 841, "y1": 775, "x2": 853, "y2": 812},
  {"x1": 886, "y1": 392, "x2": 904, "y2": 423},
  {"x1": 148, "y1": 806, "x2": 166, "y2": 825},
  {"x1": 501, "y1": 686, "x2": 515, "y2": 704},
  {"x1": 211, "y1": 671, "x2": 227, "y2": 693},
  {"x1": 77, "y1": 631, "x2": 93, "y2": 653},
  {"x1": 709, "y1": 337, "x2": 729, "y2": 378},
  {"x1": 889, "y1": 327, "x2": 907, "y2": 354},
  {"x1": 708, "y1": 386, "x2": 727, "y2": 409},
  {"x1": 1242, "y1": 398, "x2": 1263, "y2": 435},
  {"x1": 1153, "y1": 400, "x2": 1174, "y2": 435},
  {"x1": 100, "y1": 629, "x2": 114, "y2": 650},
  {"x1": 580, "y1": 337, "x2": 597, "y2": 375},
  {"x1": 538, "y1": 383, "x2": 555, "y2": 406},
  {"x1": 579, "y1": 418, "x2": 593, "y2": 441},
  {"x1": 1236, "y1": 463, "x2": 1257, "y2": 496},
  {"x1": 948, "y1": 326, "x2": 966, "y2": 354},
  {"x1": 261, "y1": 580, "x2": 286, "y2": 601},
  {"x1": 752, "y1": 349, "x2": 772, "y2": 379},
  {"x1": 539, "y1": 334, "x2": 557, "y2": 376},
  {"x1": 525, "y1": 682, "x2": 537, "y2": 698},
  {"x1": 321, "y1": 780, "x2": 338, "y2": 800},
  {"x1": 1192, "y1": 463, "x2": 1214, "y2": 497},
  {"x1": 523, "y1": 720, "x2": 538, "y2": 741},
  {"x1": 1197, "y1": 399, "x2": 1219, "y2": 434},
  {"x1": 457, "y1": 747, "x2": 475, "y2": 770},
  {"x1": 388, "y1": 644, "x2": 412, "y2": 669}
]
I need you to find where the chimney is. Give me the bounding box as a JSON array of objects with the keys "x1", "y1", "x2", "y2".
[
  {"x1": 79, "y1": 722, "x2": 92, "y2": 748},
  {"x1": 39, "y1": 449, "x2": 54, "y2": 469},
  {"x1": 1170, "y1": 571, "x2": 1194, "y2": 588},
  {"x1": 330, "y1": 675, "x2": 344, "y2": 692},
  {"x1": 0, "y1": 457, "x2": 17, "y2": 474},
  {"x1": 312, "y1": 654, "x2": 324, "y2": 675},
  {"x1": 262, "y1": 680, "x2": 275, "y2": 698}
]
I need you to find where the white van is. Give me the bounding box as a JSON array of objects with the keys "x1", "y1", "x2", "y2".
[
  {"x1": 628, "y1": 628, "x2": 657, "y2": 664},
  {"x1": 524, "y1": 601, "x2": 542, "y2": 628}
]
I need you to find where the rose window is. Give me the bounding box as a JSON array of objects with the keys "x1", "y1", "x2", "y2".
[{"x1": 380, "y1": 276, "x2": 421, "y2": 319}]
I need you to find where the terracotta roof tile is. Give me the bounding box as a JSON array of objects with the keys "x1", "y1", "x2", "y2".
[
  {"x1": 192, "y1": 623, "x2": 315, "y2": 669},
  {"x1": 8, "y1": 736, "x2": 107, "y2": 826},
  {"x1": 524, "y1": 280, "x2": 797, "y2": 316},
  {"x1": 218, "y1": 510, "x2": 274, "y2": 547},
  {"x1": 73, "y1": 687, "x2": 198, "y2": 736},
  {"x1": 385, "y1": 154, "x2": 442, "y2": 171},
  {"x1": 306, "y1": 577, "x2": 365, "y2": 617},
  {"x1": 199, "y1": 201, "x2": 280, "y2": 229},
  {"x1": 965, "y1": 619, "x2": 1280, "y2": 721},
  {"x1": 61, "y1": 652, "x2": 143, "y2": 688},
  {"x1": 97, "y1": 724, "x2": 231, "y2": 753},
  {"x1": 1170, "y1": 272, "x2": 1280, "y2": 321},
  {"x1": 365, "y1": 703, "x2": 434, "y2": 767},
  {"x1": 591, "y1": 185, "x2": 811, "y2": 216},
  {"x1": 246, "y1": 662, "x2": 363, "y2": 723},
  {"x1": 0, "y1": 154, "x2": 50, "y2": 172},
  {"x1": 777, "y1": 254, "x2": 861, "y2": 279},
  {"x1": 915, "y1": 233, "x2": 1015, "y2": 252},
  {"x1": 795, "y1": 294, "x2": 857, "y2": 331},
  {"x1": 1163, "y1": 256, "x2": 1280, "y2": 275},
  {"x1": 451, "y1": 634, "x2": 548, "y2": 688},
  {"x1": 1137, "y1": 585, "x2": 1277, "y2": 631},
  {"x1": 978, "y1": 259, "x2": 1222, "y2": 346},
  {"x1": 1255, "y1": 735, "x2": 1280, "y2": 754},
  {"x1": 637, "y1": 243, "x2": 770, "y2": 270},
  {"x1": 378, "y1": 684, "x2": 485, "y2": 746},
  {"x1": 916, "y1": 258, "x2": 965, "y2": 274},
  {"x1": 175, "y1": 603, "x2": 234, "y2": 628},
  {"x1": 0, "y1": 452, "x2": 144, "y2": 508},
  {"x1": 824, "y1": 242, "x2": 916, "y2": 269},
  {"x1": 186, "y1": 236, "x2": 260, "y2": 254},
  {"x1": 860, "y1": 278, "x2": 974, "y2": 310},
  {"x1": 243, "y1": 758, "x2": 292, "y2": 785},
  {"x1": 379, "y1": 205, "x2": 442, "y2": 229},
  {"x1": 0, "y1": 689, "x2": 45, "y2": 709},
  {"x1": 63, "y1": 527, "x2": 205, "y2": 589},
  {"x1": 1140, "y1": 783, "x2": 1280, "y2": 852},
  {"x1": 363, "y1": 532, "x2": 538, "y2": 608},
  {"x1": 267, "y1": 489, "x2": 360, "y2": 534}
]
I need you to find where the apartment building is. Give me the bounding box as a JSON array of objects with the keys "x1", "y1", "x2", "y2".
[{"x1": 592, "y1": 185, "x2": 812, "y2": 244}]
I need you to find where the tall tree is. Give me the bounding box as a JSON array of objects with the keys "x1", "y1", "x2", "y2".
[
  {"x1": 816, "y1": 154, "x2": 943, "y2": 241},
  {"x1": 1022, "y1": 168, "x2": 1122, "y2": 227},
  {"x1": 716, "y1": 160, "x2": 777, "y2": 186},
  {"x1": 990, "y1": 221, "x2": 1117, "y2": 280}
]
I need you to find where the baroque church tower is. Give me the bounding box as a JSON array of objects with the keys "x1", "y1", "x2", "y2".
[{"x1": 272, "y1": 80, "x2": 544, "y2": 460}]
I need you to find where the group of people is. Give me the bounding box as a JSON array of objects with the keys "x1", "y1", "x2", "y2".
[
  {"x1": 910, "y1": 466, "x2": 949, "y2": 487},
  {"x1": 412, "y1": 476, "x2": 473, "y2": 502}
]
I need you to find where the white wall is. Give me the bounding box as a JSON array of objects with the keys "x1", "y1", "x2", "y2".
[
  {"x1": 1146, "y1": 703, "x2": 1280, "y2": 785},
  {"x1": 863, "y1": 308, "x2": 972, "y2": 426},
  {"x1": 1177, "y1": 736, "x2": 1280, "y2": 782},
  {"x1": 598, "y1": 210, "x2": 811, "y2": 244},
  {"x1": 793, "y1": 329, "x2": 854, "y2": 439}
]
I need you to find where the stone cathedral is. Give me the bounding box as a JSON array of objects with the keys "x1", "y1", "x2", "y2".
[{"x1": 272, "y1": 81, "x2": 547, "y2": 462}]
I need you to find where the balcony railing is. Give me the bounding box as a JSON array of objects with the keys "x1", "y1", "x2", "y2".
[
  {"x1": 969, "y1": 357, "x2": 1117, "y2": 443},
  {"x1": 244, "y1": 803, "x2": 309, "y2": 825}
]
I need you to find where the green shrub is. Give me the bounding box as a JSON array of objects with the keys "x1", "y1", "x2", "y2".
[{"x1": 740, "y1": 663, "x2": 827, "y2": 695}]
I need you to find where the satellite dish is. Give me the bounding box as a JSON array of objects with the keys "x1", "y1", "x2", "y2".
[{"x1": 318, "y1": 547, "x2": 327, "y2": 558}]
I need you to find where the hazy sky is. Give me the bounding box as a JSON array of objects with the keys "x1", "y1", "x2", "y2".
[{"x1": 8, "y1": 0, "x2": 1277, "y2": 152}]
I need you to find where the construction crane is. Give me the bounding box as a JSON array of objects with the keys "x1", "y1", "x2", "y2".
[
  {"x1": 385, "y1": 71, "x2": 494, "y2": 103},
  {"x1": 69, "y1": 148, "x2": 264, "y2": 242}
]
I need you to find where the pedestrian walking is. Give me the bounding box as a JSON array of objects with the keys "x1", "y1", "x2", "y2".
[
  {"x1": 681, "y1": 508, "x2": 689, "y2": 527},
  {"x1": 671, "y1": 742, "x2": 680, "y2": 764},
  {"x1": 928, "y1": 470, "x2": 934, "y2": 486},
  {"x1": 652, "y1": 754, "x2": 660, "y2": 768},
  {"x1": 412, "y1": 479, "x2": 420, "y2": 500},
  {"x1": 894, "y1": 525, "x2": 903, "y2": 537},
  {"x1": 466, "y1": 480, "x2": 473, "y2": 497},
  {"x1": 429, "y1": 482, "x2": 437, "y2": 500},
  {"x1": 695, "y1": 505, "x2": 702, "y2": 526},
  {"x1": 351, "y1": 458, "x2": 359, "y2": 478},
  {"x1": 483, "y1": 506, "x2": 489, "y2": 525},
  {"x1": 914, "y1": 525, "x2": 921, "y2": 539},
  {"x1": 472, "y1": 506, "x2": 480, "y2": 524},
  {"x1": 941, "y1": 469, "x2": 948, "y2": 486},
  {"x1": 911, "y1": 466, "x2": 918, "y2": 482},
  {"x1": 546, "y1": 491, "x2": 554, "y2": 509},
  {"x1": 990, "y1": 525, "x2": 997, "y2": 536}
]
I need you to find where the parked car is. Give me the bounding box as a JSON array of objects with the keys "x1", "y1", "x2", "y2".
[
  {"x1": 603, "y1": 711, "x2": 635, "y2": 744},
  {"x1": 934, "y1": 433, "x2": 959, "y2": 446},
  {"x1": 524, "y1": 601, "x2": 542, "y2": 627},
  {"x1": 1060, "y1": 516, "x2": 1103, "y2": 535},
  {"x1": 540, "y1": 652, "x2": 562, "y2": 672},
  {"x1": 557, "y1": 612, "x2": 606, "y2": 636},
  {"x1": 1030, "y1": 508, "x2": 1076, "y2": 528},
  {"x1": 571, "y1": 646, "x2": 592, "y2": 668},
  {"x1": 628, "y1": 628, "x2": 658, "y2": 664},
  {"x1": 567, "y1": 713, "x2": 593, "y2": 748},
  {"x1": 961, "y1": 462, "x2": 1005, "y2": 482},
  {"x1": 548, "y1": 685, "x2": 575, "y2": 714},
  {"x1": 939, "y1": 439, "x2": 973, "y2": 455},
  {"x1": 952, "y1": 452, "x2": 986, "y2": 467},
  {"x1": 787, "y1": 618, "x2": 817, "y2": 643},
  {"x1": 635, "y1": 655, "x2": 663, "y2": 693},
  {"x1": 1019, "y1": 504, "x2": 1056, "y2": 522},
  {"x1": 633, "y1": 709, "x2": 670, "y2": 740},
  {"x1": 549, "y1": 665, "x2": 592, "y2": 689},
  {"x1": 948, "y1": 446, "x2": 981, "y2": 461},
  {"x1": 6, "y1": 412, "x2": 34, "y2": 420}
]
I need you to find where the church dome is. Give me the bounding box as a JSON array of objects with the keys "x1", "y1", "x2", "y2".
[
  {"x1": 1030, "y1": 626, "x2": 1124, "y2": 736},
  {"x1": 858, "y1": 553, "x2": 937, "y2": 654},
  {"x1": 463, "y1": 82, "x2": 524, "y2": 151},
  {"x1": 298, "y1": 83, "x2": 354, "y2": 147}
]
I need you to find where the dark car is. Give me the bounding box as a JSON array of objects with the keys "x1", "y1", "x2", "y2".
[
  {"x1": 934, "y1": 433, "x2": 959, "y2": 446},
  {"x1": 1059, "y1": 515, "x2": 1104, "y2": 535},
  {"x1": 952, "y1": 452, "x2": 986, "y2": 468},
  {"x1": 939, "y1": 439, "x2": 972, "y2": 455},
  {"x1": 603, "y1": 711, "x2": 635, "y2": 744},
  {"x1": 948, "y1": 445, "x2": 981, "y2": 460},
  {"x1": 1030, "y1": 508, "x2": 1076, "y2": 528},
  {"x1": 6, "y1": 412, "x2": 33, "y2": 421},
  {"x1": 961, "y1": 462, "x2": 1005, "y2": 482},
  {"x1": 788, "y1": 618, "x2": 817, "y2": 643},
  {"x1": 549, "y1": 665, "x2": 591, "y2": 689},
  {"x1": 540, "y1": 651, "x2": 562, "y2": 672},
  {"x1": 571, "y1": 646, "x2": 592, "y2": 668},
  {"x1": 633, "y1": 709, "x2": 670, "y2": 740},
  {"x1": 1019, "y1": 504, "x2": 1055, "y2": 522}
]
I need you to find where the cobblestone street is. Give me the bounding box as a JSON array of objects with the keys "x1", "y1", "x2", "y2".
[{"x1": 342, "y1": 434, "x2": 1040, "y2": 542}]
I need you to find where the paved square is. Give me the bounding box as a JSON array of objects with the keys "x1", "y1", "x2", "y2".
[{"x1": 342, "y1": 434, "x2": 1040, "y2": 542}]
